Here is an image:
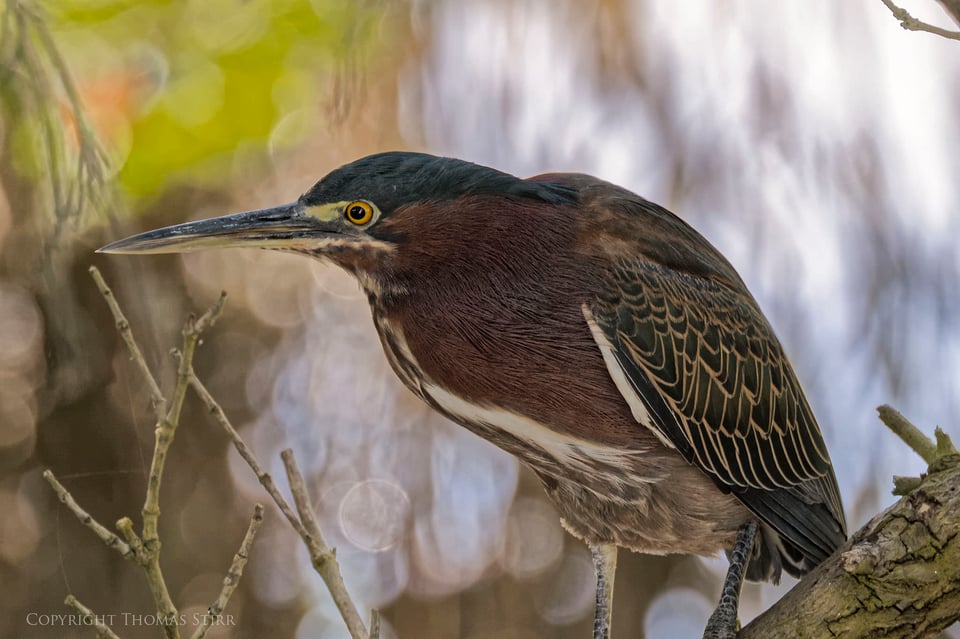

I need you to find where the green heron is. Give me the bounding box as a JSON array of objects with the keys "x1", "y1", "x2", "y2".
[{"x1": 100, "y1": 152, "x2": 846, "y2": 638}]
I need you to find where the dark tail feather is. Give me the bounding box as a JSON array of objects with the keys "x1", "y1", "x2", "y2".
[{"x1": 737, "y1": 520, "x2": 835, "y2": 585}]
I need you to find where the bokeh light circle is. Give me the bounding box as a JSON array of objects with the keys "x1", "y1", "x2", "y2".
[{"x1": 338, "y1": 479, "x2": 411, "y2": 552}]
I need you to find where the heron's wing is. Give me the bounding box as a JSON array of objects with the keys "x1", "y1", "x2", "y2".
[{"x1": 585, "y1": 259, "x2": 846, "y2": 570}]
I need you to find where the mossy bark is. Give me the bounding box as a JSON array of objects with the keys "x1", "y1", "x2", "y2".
[{"x1": 741, "y1": 455, "x2": 960, "y2": 638}]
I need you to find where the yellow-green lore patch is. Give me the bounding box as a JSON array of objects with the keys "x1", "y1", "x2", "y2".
[{"x1": 303, "y1": 202, "x2": 346, "y2": 222}]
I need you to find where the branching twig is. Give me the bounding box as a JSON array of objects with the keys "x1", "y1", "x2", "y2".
[
  {"x1": 188, "y1": 373, "x2": 372, "y2": 639},
  {"x1": 135, "y1": 291, "x2": 224, "y2": 639},
  {"x1": 191, "y1": 504, "x2": 264, "y2": 639},
  {"x1": 64, "y1": 595, "x2": 121, "y2": 639},
  {"x1": 53, "y1": 270, "x2": 369, "y2": 639},
  {"x1": 46, "y1": 272, "x2": 241, "y2": 639},
  {"x1": 143, "y1": 291, "x2": 226, "y2": 545},
  {"x1": 90, "y1": 277, "x2": 218, "y2": 639},
  {"x1": 880, "y1": 0, "x2": 960, "y2": 40}
]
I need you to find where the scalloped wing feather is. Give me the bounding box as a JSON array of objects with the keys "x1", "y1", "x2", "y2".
[{"x1": 586, "y1": 259, "x2": 847, "y2": 570}]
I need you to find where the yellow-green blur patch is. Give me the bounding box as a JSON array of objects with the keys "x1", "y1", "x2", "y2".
[{"x1": 38, "y1": 0, "x2": 382, "y2": 198}]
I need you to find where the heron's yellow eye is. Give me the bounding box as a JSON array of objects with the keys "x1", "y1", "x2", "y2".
[{"x1": 345, "y1": 201, "x2": 374, "y2": 225}]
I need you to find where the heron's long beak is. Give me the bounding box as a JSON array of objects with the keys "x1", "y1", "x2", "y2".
[{"x1": 97, "y1": 202, "x2": 331, "y2": 254}]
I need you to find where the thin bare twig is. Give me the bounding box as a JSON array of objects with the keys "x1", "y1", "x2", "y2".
[
  {"x1": 43, "y1": 470, "x2": 135, "y2": 560},
  {"x1": 64, "y1": 595, "x2": 121, "y2": 639},
  {"x1": 187, "y1": 372, "x2": 309, "y2": 540},
  {"x1": 880, "y1": 0, "x2": 960, "y2": 40},
  {"x1": 89, "y1": 266, "x2": 166, "y2": 415},
  {"x1": 191, "y1": 504, "x2": 264, "y2": 639},
  {"x1": 281, "y1": 449, "x2": 333, "y2": 556},
  {"x1": 282, "y1": 449, "x2": 371, "y2": 639}
]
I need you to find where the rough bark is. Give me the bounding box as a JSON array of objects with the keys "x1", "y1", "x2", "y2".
[{"x1": 741, "y1": 454, "x2": 960, "y2": 639}]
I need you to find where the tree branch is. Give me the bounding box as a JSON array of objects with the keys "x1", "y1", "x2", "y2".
[
  {"x1": 880, "y1": 0, "x2": 960, "y2": 40},
  {"x1": 741, "y1": 409, "x2": 960, "y2": 638}
]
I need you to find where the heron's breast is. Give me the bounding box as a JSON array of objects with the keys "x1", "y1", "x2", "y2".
[{"x1": 371, "y1": 311, "x2": 664, "y2": 487}]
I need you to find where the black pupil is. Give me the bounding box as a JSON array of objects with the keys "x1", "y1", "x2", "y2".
[{"x1": 349, "y1": 205, "x2": 367, "y2": 221}]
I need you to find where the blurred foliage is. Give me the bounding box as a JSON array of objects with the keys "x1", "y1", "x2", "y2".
[
  {"x1": 0, "y1": 0, "x2": 109, "y2": 235},
  {"x1": 2, "y1": 0, "x2": 382, "y2": 203}
]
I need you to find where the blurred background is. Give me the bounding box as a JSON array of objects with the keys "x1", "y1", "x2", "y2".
[{"x1": 1, "y1": 0, "x2": 959, "y2": 637}]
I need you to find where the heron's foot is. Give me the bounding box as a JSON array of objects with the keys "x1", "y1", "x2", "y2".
[{"x1": 701, "y1": 520, "x2": 758, "y2": 639}]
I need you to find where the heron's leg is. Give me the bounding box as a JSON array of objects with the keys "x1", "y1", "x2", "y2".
[
  {"x1": 590, "y1": 544, "x2": 618, "y2": 639},
  {"x1": 702, "y1": 520, "x2": 759, "y2": 639}
]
